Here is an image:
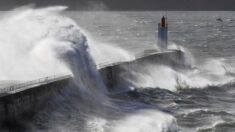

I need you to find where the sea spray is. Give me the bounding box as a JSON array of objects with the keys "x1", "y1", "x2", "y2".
[
  {"x1": 0, "y1": 6, "x2": 71, "y2": 80},
  {"x1": 0, "y1": 5, "x2": 110, "y2": 131},
  {"x1": 112, "y1": 110, "x2": 178, "y2": 132},
  {"x1": 168, "y1": 43, "x2": 195, "y2": 68},
  {"x1": 122, "y1": 44, "x2": 235, "y2": 91},
  {"x1": 81, "y1": 30, "x2": 136, "y2": 68},
  {"x1": 0, "y1": 6, "x2": 178, "y2": 132}
]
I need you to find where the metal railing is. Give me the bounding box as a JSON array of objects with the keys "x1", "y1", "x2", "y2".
[{"x1": 0, "y1": 74, "x2": 72, "y2": 94}]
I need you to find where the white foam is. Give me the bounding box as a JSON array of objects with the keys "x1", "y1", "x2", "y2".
[
  {"x1": 113, "y1": 110, "x2": 178, "y2": 132},
  {"x1": 123, "y1": 44, "x2": 234, "y2": 91},
  {"x1": 0, "y1": 6, "x2": 73, "y2": 80}
]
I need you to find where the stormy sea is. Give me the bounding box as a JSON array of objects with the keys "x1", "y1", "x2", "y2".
[{"x1": 1, "y1": 6, "x2": 235, "y2": 132}]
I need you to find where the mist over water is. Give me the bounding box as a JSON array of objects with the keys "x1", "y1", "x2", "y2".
[
  {"x1": 0, "y1": 6, "x2": 179, "y2": 132},
  {"x1": 1, "y1": 7, "x2": 235, "y2": 132},
  {"x1": 119, "y1": 43, "x2": 235, "y2": 91}
]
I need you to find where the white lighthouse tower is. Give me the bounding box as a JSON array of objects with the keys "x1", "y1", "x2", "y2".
[{"x1": 157, "y1": 16, "x2": 168, "y2": 51}]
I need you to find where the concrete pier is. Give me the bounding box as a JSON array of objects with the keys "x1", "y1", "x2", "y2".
[
  {"x1": 0, "y1": 49, "x2": 185, "y2": 123},
  {"x1": 99, "y1": 49, "x2": 184, "y2": 88},
  {"x1": 0, "y1": 75, "x2": 72, "y2": 122}
]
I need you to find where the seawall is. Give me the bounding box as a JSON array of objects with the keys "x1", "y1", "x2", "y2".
[
  {"x1": 0, "y1": 75, "x2": 72, "y2": 123},
  {"x1": 99, "y1": 50, "x2": 185, "y2": 88}
]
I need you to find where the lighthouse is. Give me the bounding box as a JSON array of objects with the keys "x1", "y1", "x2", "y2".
[{"x1": 157, "y1": 16, "x2": 168, "y2": 51}]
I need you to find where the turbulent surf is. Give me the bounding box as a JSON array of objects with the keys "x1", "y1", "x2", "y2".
[{"x1": 1, "y1": 6, "x2": 235, "y2": 132}]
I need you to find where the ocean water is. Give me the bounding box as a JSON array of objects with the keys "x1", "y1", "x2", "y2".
[
  {"x1": 1, "y1": 8, "x2": 235, "y2": 132},
  {"x1": 69, "y1": 11, "x2": 235, "y2": 58},
  {"x1": 68, "y1": 11, "x2": 235, "y2": 132}
]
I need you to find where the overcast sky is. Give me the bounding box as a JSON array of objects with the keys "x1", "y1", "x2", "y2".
[{"x1": 0, "y1": 0, "x2": 234, "y2": 10}]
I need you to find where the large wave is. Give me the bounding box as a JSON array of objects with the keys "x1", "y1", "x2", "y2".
[{"x1": 0, "y1": 6, "x2": 178, "y2": 132}]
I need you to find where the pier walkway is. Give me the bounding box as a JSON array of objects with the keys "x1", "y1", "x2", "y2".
[{"x1": 0, "y1": 74, "x2": 72, "y2": 98}]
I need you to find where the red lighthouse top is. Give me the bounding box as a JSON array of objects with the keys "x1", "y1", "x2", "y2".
[{"x1": 160, "y1": 16, "x2": 167, "y2": 27}]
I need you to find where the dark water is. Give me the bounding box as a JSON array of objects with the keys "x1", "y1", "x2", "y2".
[{"x1": 114, "y1": 84, "x2": 235, "y2": 131}]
